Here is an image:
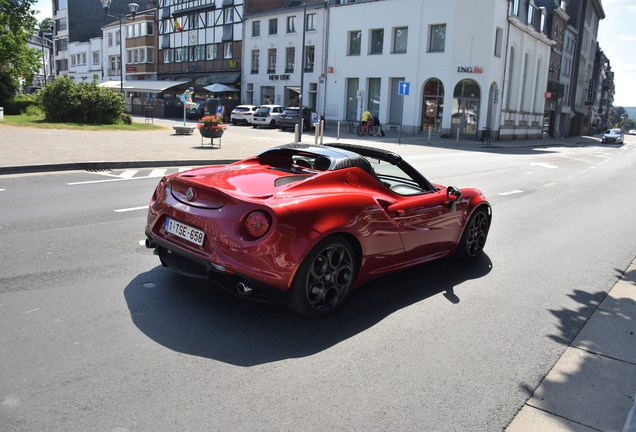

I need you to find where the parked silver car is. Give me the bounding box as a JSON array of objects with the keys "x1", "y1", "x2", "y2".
[{"x1": 601, "y1": 128, "x2": 624, "y2": 144}]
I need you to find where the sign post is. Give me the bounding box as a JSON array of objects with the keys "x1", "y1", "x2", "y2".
[{"x1": 398, "y1": 81, "x2": 410, "y2": 144}]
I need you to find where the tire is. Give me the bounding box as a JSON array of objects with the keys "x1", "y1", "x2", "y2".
[
  {"x1": 252, "y1": 125, "x2": 258, "y2": 128},
  {"x1": 269, "y1": 120, "x2": 277, "y2": 128},
  {"x1": 368, "y1": 127, "x2": 376, "y2": 137},
  {"x1": 455, "y1": 208, "x2": 489, "y2": 261},
  {"x1": 286, "y1": 236, "x2": 356, "y2": 318},
  {"x1": 232, "y1": 119, "x2": 237, "y2": 125},
  {"x1": 280, "y1": 126, "x2": 287, "y2": 131},
  {"x1": 356, "y1": 124, "x2": 364, "y2": 137}
]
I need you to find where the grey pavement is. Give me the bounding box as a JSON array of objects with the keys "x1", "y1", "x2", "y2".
[{"x1": 0, "y1": 116, "x2": 635, "y2": 431}]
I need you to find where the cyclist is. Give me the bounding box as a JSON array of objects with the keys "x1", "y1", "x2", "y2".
[{"x1": 361, "y1": 110, "x2": 374, "y2": 135}]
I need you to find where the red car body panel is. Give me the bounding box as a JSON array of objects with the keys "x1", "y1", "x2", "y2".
[{"x1": 145, "y1": 143, "x2": 490, "y2": 304}]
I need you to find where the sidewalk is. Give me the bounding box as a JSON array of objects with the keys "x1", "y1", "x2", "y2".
[
  {"x1": 0, "y1": 117, "x2": 634, "y2": 431},
  {"x1": 0, "y1": 115, "x2": 603, "y2": 174}
]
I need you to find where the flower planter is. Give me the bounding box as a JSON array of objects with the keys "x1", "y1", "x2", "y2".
[
  {"x1": 199, "y1": 128, "x2": 224, "y2": 139},
  {"x1": 199, "y1": 128, "x2": 224, "y2": 148}
]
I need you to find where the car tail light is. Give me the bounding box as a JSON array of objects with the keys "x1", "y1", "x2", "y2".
[
  {"x1": 151, "y1": 177, "x2": 167, "y2": 206},
  {"x1": 245, "y1": 211, "x2": 270, "y2": 239}
]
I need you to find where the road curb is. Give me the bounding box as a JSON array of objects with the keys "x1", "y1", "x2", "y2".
[{"x1": 0, "y1": 160, "x2": 240, "y2": 175}]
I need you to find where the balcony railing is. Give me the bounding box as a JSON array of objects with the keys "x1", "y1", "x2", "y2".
[{"x1": 107, "y1": 68, "x2": 121, "y2": 76}]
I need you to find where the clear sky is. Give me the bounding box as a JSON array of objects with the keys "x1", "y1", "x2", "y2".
[{"x1": 30, "y1": 0, "x2": 636, "y2": 107}]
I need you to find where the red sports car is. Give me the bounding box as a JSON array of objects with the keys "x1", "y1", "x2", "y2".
[{"x1": 145, "y1": 143, "x2": 491, "y2": 317}]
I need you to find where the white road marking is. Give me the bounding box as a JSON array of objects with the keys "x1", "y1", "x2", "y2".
[
  {"x1": 499, "y1": 190, "x2": 524, "y2": 196},
  {"x1": 543, "y1": 183, "x2": 558, "y2": 187},
  {"x1": 530, "y1": 162, "x2": 559, "y2": 169},
  {"x1": 148, "y1": 169, "x2": 168, "y2": 178},
  {"x1": 119, "y1": 170, "x2": 139, "y2": 179},
  {"x1": 114, "y1": 206, "x2": 148, "y2": 213},
  {"x1": 0, "y1": 189, "x2": 5, "y2": 192}
]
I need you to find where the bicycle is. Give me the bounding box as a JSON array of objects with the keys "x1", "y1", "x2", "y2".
[{"x1": 357, "y1": 120, "x2": 376, "y2": 137}]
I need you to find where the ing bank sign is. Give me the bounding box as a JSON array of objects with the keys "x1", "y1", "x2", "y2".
[{"x1": 457, "y1": 66, "x2": 484, "y2": 74}]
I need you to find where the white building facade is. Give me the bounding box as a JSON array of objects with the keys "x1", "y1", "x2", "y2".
[
  {"x1": 242, "y1": 2, "x2": 328, "y2": 110},
  {"x1": 67, "y1": 38, "x2": 102, "y2": 82},
  {"x1": 324, "y1": 0, "x2": 553, "y2": 139}
]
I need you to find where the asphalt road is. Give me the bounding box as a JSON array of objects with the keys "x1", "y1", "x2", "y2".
[{"x1": 1, "y1": 139, "x2": 636, "y2": 431}]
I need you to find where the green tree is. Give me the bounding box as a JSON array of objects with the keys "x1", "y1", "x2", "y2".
[{"x1": 0, "y1": 0, "x2": 42, "y2": 104}]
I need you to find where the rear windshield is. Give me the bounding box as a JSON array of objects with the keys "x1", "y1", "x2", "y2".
[
  {"x1": 235, "y1": 107, "x2": 250, "y2": 112},
  {"x1": 284, "y1": 109, "x2": 300, "y2": 115},
  {"x1": 256, "y1": 108, "x2": 270, "y2": 114}
]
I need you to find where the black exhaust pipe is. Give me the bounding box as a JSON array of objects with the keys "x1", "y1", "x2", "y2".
[{"x1": 236, "y1": 282, "x2": 254, "y2": 296}]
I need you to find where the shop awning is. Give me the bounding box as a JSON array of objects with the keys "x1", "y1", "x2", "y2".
[
  {"x1": 98, "y1": 80, "x2": 209, "y2": 94},
  {"x1": 205, "y1": 72, "x2": 240, "y2": 85}
]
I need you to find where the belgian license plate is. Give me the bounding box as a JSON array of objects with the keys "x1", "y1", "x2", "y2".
[{"x1": 164, "y1": 217, "x2": 205, "y2": 246}]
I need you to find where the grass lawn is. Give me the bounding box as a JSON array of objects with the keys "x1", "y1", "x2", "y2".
[{"x1": 0, "y1": 115, "x2": 167, "y2": 131}]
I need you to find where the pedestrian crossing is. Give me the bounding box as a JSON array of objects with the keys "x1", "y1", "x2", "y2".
[
  {"x1": 67, "y1": 167, "x2": 197, "y2": 185},
  {"x1": 88, "y1": 167, "x2": 196, "y2": 180}
]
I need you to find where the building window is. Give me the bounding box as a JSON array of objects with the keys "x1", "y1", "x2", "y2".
[
  {"x1": 346, "y1": 78, "x2": 359, "y2": 120},
  {"x1": 348, "y1": 30, "x2": 361, "y2": 56},
  {"x1": 224, "y1": 8, "x2": 233, "y2": 24},
  {"x1": 506, "y1": 49, "x2": 515, "y2": 109},
  {"x1": 368, "y1": 78, "x2": 381, "y2": 117},
  {"x1": 494, "y1": 27, "x2": 503, "y2": 57},
  {"x1": 116, "y1": 30, "x2": 120, "y2": 45},
  {"x1": 163, "y1": 49, "x2": 171, "y2": 63},
  {"x1": 224, "y1": 42, "x2": 232, "y2": 59},
  {"x1": 207, "y1": 44, "x2": 217, "y2": 59},
  {"x1": 269, "y1": 18, "x2": 277, "y2": 35},
  {"x1": 251, "y1": 50, "x2": 259, "y2": 74},
  {"x1": 71, "y1": 55, "x2": 76, "y2": 67},
  {"x1": 189, "y1": 13, "x2": 198, "y2": 30},
  {"x1": 305, "y1": 45, "x2": 314, "y2": 72},
  {"x1": 57, "y1": 17, "x2": 67, "y2": 31},
  {"x1": 108, "y1": 32, "x2": 113, "y2": 46},
  {"x1": 207, "y1": 11, "x2": 214, "y2": 26},
  {"x1": 306, "y1": 13, "x2": 315, "y2": 31},
  {"x1": 93, "y1": 51, "x2": 100, "y2": 65},
  {"x1": 287, "y1": 16, "x2": 296, "y2": 33},
  {"x1": 252, "y1": 20, "x2": 260, "y2": 37},
  {"x1": 527, "y1": 4, "x2": 534, "y2": 25},
  {"x1": 429, "y1": 24, "x2": 445, "y2": 52},
  {"x1": 55, "y1": 0, "x2": 66, "y2": 10},
  {"x1": 393, "y1": 27, "x2": 408, "y2": 53},
  {"x1": 81, "y1": 53, "x2": 86, "y2": 65},
  {"x1": 513, "y1": 0, "x2": 520, "y2": 16},
  {"x1": 146, "y1": 22, "x2": 154, "y2": 35},
  {"x1": 370, "y1": 29, "x2": 383, "y2": 54},
  {"x1": 285, "y1": 47, "x2": 295, "y2": 72},
  {"x1": 268, "y1": 48, "x2": 277, "y2": 73}
]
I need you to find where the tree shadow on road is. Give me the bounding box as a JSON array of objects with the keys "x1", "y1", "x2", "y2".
[{"x1": 511, "y1": 265, "x2": 636, "y2": 431}]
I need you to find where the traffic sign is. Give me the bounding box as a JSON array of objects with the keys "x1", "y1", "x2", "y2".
[{"x1": 398, "y1": 81, "x2": 410, "y2": 96}]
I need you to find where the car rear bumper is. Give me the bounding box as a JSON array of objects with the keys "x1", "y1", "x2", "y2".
[{"x1": 145, "y1": 230, "x2": 288, "y2": 304}]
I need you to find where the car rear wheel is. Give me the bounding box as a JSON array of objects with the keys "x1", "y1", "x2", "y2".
[
  {"x1": 286, "y1": 236, "x2": 356, "y2": 318},
  {"x1": 232, "y1": 119, "x2": 237, "y2": 125},
  {"x1": 455, "y1": 208, "x2": 489, "y2": 261},
  {"x1": 269, "y1": 120, "x2": 277, "y2": 128}
]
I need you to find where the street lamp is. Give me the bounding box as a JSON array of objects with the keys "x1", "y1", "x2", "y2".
[{"x1": 100, "y1": 0, "x2": 139, "y2": 93}]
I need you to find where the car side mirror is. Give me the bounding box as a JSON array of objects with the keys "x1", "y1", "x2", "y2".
[{"x1": 447, "y1": 186, "x2": 462, "y2": 201}]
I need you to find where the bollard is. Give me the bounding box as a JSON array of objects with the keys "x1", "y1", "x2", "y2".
[
  {"x1": 294, "y1": 124, "x2": 300, "y2": 143},
  {"x1": 456, "y1": 128, "x2": 460, "y2": 145},
  {"x1": 320, "y1": 120, "x2": 325, "y2": 145},
  {"x1": 428, "y1": 126, "x2": 432, "y2": 144},
  {"x1": 337, "y1": 121, "x2": 341, "y2": 140},
  {"x1": 315, "y1": 122, "x2": 319, "y2": 144}
]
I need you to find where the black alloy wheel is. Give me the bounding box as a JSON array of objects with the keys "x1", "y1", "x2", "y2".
[
  {"x1": 455, "y1": 208, "x2": 489, "y2": 261},
  {"x1": 287, "y1": 236, "x2": 356, "y2": 318}
]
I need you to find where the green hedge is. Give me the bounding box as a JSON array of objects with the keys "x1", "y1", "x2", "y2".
[
  {"x1": 40, "y1": 75, "x2": 125, "y2": 124},
  {"x1": 3, "y1": 94, "x2": 41, "y2": 115}
]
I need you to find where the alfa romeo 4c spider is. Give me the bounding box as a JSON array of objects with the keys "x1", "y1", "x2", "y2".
[{"x1": 145, "y1": 143, "x2": 491, "y2": 317}]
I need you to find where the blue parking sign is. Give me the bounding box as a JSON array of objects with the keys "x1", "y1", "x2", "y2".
[{"x1": 398, "y1": 81, "x2": 410, "y2": 96}]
